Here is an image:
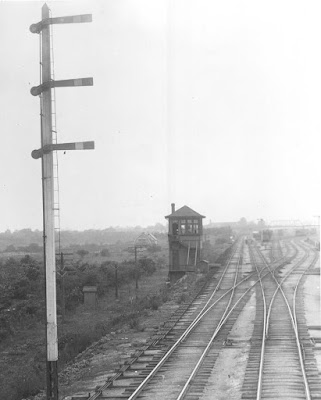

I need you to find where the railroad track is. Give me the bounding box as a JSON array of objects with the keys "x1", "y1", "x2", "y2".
[
  {"x1": 73, "y1": 239, "x2": 250, "y2": 400},
  {"x1": 72, "y1": 238, "x2": 319, "y2": 400},
  {"x1": 242, "y1": 240, "x2": 320, "y2": 400}
]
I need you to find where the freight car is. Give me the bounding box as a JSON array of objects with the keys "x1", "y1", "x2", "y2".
[
  {"x1": 252, "y1": 231, "x2": 261, "y2": 240},
  {"x1": 261, "y1": 229, "x2": 273, "y2": 242}
]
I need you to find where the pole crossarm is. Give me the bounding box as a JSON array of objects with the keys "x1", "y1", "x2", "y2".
[
  {"x1": 31, "y1": 141, "x2": 95, "y2": 159},
  {"x1": 31, "y1": 77, "x2": 93, "y2": 96},
  {"x1": 30, "y1": 14, "x2": 92, "y2": 34}
]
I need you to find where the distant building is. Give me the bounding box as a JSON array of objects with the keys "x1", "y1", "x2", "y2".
[
  {"x1": 134, "y1": 232, "x2": 158, "y2": 247},
  {"x1": 83, "y1": 286, "x2": 97, "y2": 309},
  {"x1": 165, "y1": 203, "x2": 205, "y2": 281}
]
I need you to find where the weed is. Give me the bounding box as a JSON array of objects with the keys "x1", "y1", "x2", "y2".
[
  {"x1": 59, "y1": 332, "x2": 93, "y2": 364},
  {"x1": 128, "y1": 316, "x2": 140, "y2": 330},
  {"x1": 94, "y1": 321, "x2": 108, "y2": 337},
  {"x1": 13, "y1": 365, "x2": 44, "y2": 400},
  {"x1": 149, "y1": 295, "x2": 162, "y2": 310},
  {"x1": 176, "y1": 292, "x2": 188, "y2": 304}
]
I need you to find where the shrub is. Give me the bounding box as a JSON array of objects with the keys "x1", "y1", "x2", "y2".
[
  {"x1": 0, "y1": 328, "x2": 10, "y2": 341},
  {"x1": 128, "y1": 316, "x2": 140, "y2": 330},
  {"x1": 215, "y1": 237, "x2": 228, "y2": 245},
  {"x1": 4, "y1": 244, "x2": 16, "y2": 253},
  {"x1": 25, "y1": 265, "x2": 40, "y2": 281},
  {"x1": 149, "y1": 295, "x2": 162, "y2": 310},
  {"x1": 13, "y1": 365, "x2": 44, "y2": 399},
  {"x1": 94, "y1": 321, "x2": 108, "y2": 337},
  {"x1": 15, "y1": 299, "x2": 43, "y2": 318},
  {"x1": 12, "y1": 277, "x2": 31, "y2": 300},
  {"x1": 100, "y1": 248, "x2": 110, "y2": 257},
  {"x1": 20, "y1": 254, "x2": 34, "y2": 265},
  {"x1": 147, "y1": 245, "x2": 162, "y2": 253},
  {"x1": 5, "y1": 257, "x2": 20, "y2": 268},
  {"x1": 59, "y1": 332, "x2": 93, "y2": 364},
  {"x1": 176, "y1": 292, "x2": 189, "y2": 304},
  {"x1": 139, "y1": 257, "x2": 156, "y2": 275},
  {"x1": 65, "y1": 287, "x2": 83, "y2": 310},
  {"x1": 77, "y1": 249, "x2": 89, "y2": 258},
  {"x1": 0, "y1": 314, "x2": 13, "y2": 341},
  {"x1": 25, "y1": 243, "x2": 42, "y2": 253},
  {"x1": 0, "y1": 296, "x2": 12, "y2": 312},
  {"x1": 82, "y1": 271, "x2": 99, "y2": 286}
]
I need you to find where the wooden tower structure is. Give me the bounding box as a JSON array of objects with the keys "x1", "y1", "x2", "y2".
[{"x1": 165, "y1": 203, "x2": 205, "y2": 281}]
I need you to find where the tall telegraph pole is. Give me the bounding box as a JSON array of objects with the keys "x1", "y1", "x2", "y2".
[
  {"x1": 30, "y1": 4, "x2": 94, "y2": 399},
  {"x1": 40, "y1": 8, "x2": 57, "y2": 397}
]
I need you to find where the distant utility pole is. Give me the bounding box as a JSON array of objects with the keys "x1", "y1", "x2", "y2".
[
  {"x1": 56, "y1": 251, "x2": 73, "y2": 325},
  {"x1": 134, "y1": 246, "x2": 139, "y2": 290},
  {"x1": 30, "y1": 5, "x2": 94, "y2": 400},
  {"x1": 133, "y1": 233, "x2": 158, "y2": 292},
  {"x1": 115, "y1": 263, "x2": 119, "y2": 299}
]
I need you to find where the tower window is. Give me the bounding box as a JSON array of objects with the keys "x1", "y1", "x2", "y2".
[
  {"x1": 192, "y1": 220, "x2": 199, "y2": 233},
  {"x1": 180, "y1": 220, "x2": 186, "y2": 234},
  {"x1": 172, "y1": 221, "x2": 178, "y2": 235}
]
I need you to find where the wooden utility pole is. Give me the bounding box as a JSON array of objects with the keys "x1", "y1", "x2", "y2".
[
  {"x1": 30, "y1": 5, "x2": 94, "y2": 399},
  {"x1": 59, "y1": 252, "x2": 66, "y2": 323},
  {"x1": 134, "y1": 246, "x2": 139, "y2": 290},
  {"x1": 40, "y1": 6, "x2": 58, "y2": 398},
  {"x1": 115, "y1": 263, "x2": 119, "y2": 299}
]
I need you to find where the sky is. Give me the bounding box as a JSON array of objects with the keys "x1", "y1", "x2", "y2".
[{"x1": 0, "y1": 0, "x2": 320, "y2": 231}]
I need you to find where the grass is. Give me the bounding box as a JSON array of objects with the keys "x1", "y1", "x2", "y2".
[
  {"x1": 0, "y1": 263, "x2": 169, "y2": 400},
  {"x1": 0, "y1": 240, "x2": 228, "y2": 400}
]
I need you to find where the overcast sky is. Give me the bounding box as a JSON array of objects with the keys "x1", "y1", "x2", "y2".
[{"x1": 1, "y1": 0, "x2": 320, "y2": 231}]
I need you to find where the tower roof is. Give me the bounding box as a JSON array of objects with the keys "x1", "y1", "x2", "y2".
[{"x1": 165, "y1": 205, "x2": 205, "y2": 219}]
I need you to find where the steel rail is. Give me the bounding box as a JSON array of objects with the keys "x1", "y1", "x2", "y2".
[
  {"x1": 248, "y1": 244, "x2": 268, "y2": 400},
  {"x1": 178, "y1": 240, "x2": 289, "y2": 344},
  {"x1": 253, "y1": 241, "x2": 316, "y2": 400},
  {"x1": 176, "y1": 240, "x2": 294, "y2": 400},
  {"x1": 293, "y1": 242, "x2": 319, "y2": 331},
  {"x1": 175, "y1": 240, "x2": 244, "y2": 400},
  {"x1": 86, "y1": 241, "x2": 242, "y2": 400},
  {"x1": 252, "y1": 242, "x2": 300, "y2": 399},
  {"x1": 176, "y1": 241, "x2": 294, "y2": 400},
  {"x1": 265, "y1": 240, "x2": 308, "y2": 335},
  {"x1": 125, "y1": 239, "x2": 244, "y2": 400},
  {"x1": 90, "y1": 240, "x2": 292, "y2": 400}
]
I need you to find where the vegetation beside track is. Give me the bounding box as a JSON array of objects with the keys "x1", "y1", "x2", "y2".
[{"x1": 0, "y1": 227, "x2": 233, "y2": 400}]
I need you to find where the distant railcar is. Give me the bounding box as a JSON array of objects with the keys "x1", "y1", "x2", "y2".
[
  {"x1": 261, "y1": 229, "x2": 273, "y2": 242},
  {"x1": 252, "y1": 231, "x2": 260, "y2": 240}
]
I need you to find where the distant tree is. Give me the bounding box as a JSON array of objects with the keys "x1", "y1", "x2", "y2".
[
  {"x1": 100, "y1": 248, "x2": 110, "y2": 257},
  {"x1": 20, "y1": 255, "x2": 34, "y2": 265},
  {"x1": 3, "y1": 245, "x2": 16, "y2": 253},
  {"x1": 257, "y1": 219, "x2": 266, "y2": 228},
  {"x1": 238, "y1": 217, "x2": 247, "y2": 226},
  {"x1": 139, "y1": 257, "x2": 156, "y2": 275},
  {"x1": 5, "y1": 257, "x2": 20, "y2": 268},
  {"x1": 77, "y1": 249, "x2": 89, "y2": 258},
  {"x1": 26, "y1": 243, "x2": 42, "y2": 253},
  {"x1": 12, "y1": 277, "x2": 31, "y2": 300},
  {"x1": 215, "y1": 237, "x2": 228, "y2": 245},
  {"x1": 25, "y1": 266, "x2": 40, "y2": 282},
  {"x1": 147, "y1": 245, "x2": 162, "y2": 253},
  {"x1": 82, "y1": 272, "x2": 99, "y2": 286}
]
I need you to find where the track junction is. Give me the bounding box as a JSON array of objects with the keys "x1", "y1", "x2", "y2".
[{"x1": 72, "y1": 237, "x2": 320, "y2": 400}]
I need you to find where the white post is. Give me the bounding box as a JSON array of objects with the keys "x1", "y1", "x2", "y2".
[
  {"x1": 41, "y1": 3, "x2": 58, "y2": 364},
  {"x1": 41, "y1": 5, "x2": 58, "y2": 399}
]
